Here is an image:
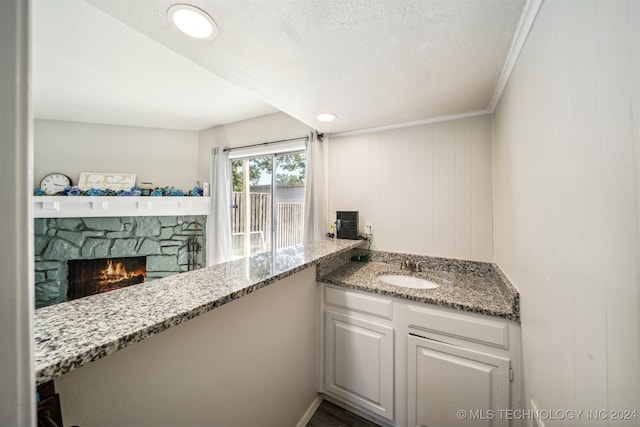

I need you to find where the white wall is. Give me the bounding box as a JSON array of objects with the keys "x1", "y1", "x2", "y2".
[
  {"x1": 34, "y1": 119, "x2": 200, "y2": 190},
  {"x1": 0, "y1": 0, "x2": 35, "y2": 425},
  {"x1": 56, "y1": 267, "x2": 319, "y2": 427},
  {"x1": 329, "y1": 115, "x2": 493, "y2": 262},
  {"x1": 197, "y1": 111, "x2": 312, "y2": 183},
  {"x1": 493, "y1": 0, "x2": 640, "y2": 421}
]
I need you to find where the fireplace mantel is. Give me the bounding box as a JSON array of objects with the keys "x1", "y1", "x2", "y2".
[{"x1": 33, "y1": 196, "x2": 211, "y2": 218}]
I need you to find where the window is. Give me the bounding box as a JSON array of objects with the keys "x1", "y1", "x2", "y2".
[{"x1": 231, "y1": 151, "x2": 306, "y2": 257}]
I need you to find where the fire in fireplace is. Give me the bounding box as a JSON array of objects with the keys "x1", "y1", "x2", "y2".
[{"x1": 67, "y1": 256, "x2": 147, "y2": 301}]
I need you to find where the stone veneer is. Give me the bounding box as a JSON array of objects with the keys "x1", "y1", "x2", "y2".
[{"x1": 34, "y1": 215, "x2": 206, "y2": 308}]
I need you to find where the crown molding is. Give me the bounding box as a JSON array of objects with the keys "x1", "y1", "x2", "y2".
[
  {"x1": 331, "y1": 110, "x2": 492, "y2": 138},
  {"x1": 488, "y1": 0, "x2": 545, "y2": 111}
]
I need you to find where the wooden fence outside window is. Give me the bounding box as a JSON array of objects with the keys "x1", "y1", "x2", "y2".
[{"x1": 232, "y1": 192, "x2": 304, "y2": 256}]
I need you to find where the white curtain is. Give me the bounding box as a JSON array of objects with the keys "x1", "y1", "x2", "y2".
[
  {"x1": 210, "y1": 147, "x2": 232, "y2": 264},
  {"x1": 303, "y1": 131, "x2": 328, "y2": 243}
]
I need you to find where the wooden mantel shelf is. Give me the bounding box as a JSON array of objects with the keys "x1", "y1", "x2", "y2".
[{"x1": 33, "y1": 196, "x2": 211, "y2": 218}]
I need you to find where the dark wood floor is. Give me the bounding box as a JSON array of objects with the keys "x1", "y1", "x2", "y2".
[{"x1": 306, "y1": 400, "x2": 382, "y2": 427}]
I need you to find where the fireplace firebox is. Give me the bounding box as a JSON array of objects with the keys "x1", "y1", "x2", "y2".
[{"x1": 67, "y1": 256, "x2": 147, "y2": 301}]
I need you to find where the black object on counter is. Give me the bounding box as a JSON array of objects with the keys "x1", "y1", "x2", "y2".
[{"x1": 337, "y1": 211, "x2": 359, "y2": 240}]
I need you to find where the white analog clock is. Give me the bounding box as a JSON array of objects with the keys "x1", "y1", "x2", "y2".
[{"x1": 40, "y1": 173, "x2": 72, "y2": 195}]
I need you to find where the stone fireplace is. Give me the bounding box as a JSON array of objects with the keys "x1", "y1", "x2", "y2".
[{"x1": 34, "y1": 215, "x2": 206, "y2": 308}]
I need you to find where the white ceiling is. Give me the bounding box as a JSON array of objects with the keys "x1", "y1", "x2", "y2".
[
  {"x1": 34, "y1": 0, "x2": 527, "y2": 133},
  {"x1": 32, "y1": 0, "x2": 277, "y2": 131}
]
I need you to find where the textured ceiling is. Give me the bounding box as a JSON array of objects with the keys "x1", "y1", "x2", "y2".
[{"x1": 35, "y1": 0, "x2": 526, "y2": 133}]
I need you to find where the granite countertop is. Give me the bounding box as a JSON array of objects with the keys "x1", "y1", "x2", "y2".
[
  {"x1": 35, "y1": 238, "x2": 364, "y2": 385},
  {"x1": 319, "y1": 253, "x2": 519, "y2": 322}
]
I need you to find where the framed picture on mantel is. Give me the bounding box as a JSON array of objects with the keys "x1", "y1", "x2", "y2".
[{"x1": 78, "y1": 172, "x2": 136, "y2": 191}]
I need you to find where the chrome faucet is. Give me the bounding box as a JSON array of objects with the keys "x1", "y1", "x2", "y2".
[
  {"x1": 415, "y1": 261, "x2": 428, "y2": 272},
  {"x1": 401, "y1": 259, "x2": 417, "y2": 271}
]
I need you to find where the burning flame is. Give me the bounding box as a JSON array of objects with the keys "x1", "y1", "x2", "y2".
[{"x1": 95, "y1": 259, "x2": 145, "y2": 283}]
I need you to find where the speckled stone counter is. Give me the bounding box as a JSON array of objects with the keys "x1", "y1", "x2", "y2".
[
  {"x1": 35, "y1": 238, "x2": 365, "y2": 385},
  {"x1": 318, "y1": 251, "x2": 519, "y2": 322}
]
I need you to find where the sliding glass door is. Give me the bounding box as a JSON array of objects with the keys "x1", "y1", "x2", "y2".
[{"x1": 231, "y1": 151, "x2": 305, "y2": 258}]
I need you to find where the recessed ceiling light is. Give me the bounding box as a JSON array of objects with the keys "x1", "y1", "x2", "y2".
[
  {"x1": 316, "y1": 113, "x2": 337, "y2": 122},
  {"x1": 168, "y1": 4, "x2": 217, "y2": 40}
]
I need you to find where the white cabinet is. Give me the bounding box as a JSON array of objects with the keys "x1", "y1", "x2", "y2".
[
  {"x1": 325, "y1": 310, "x2": 394, "y2": 421},
  {"x1": 407, "y1": 334, "x2": 511, "y2": 427},
  {"x1": 319, "y1": 284, "x2": 521, "y2": 427},
  {"x1": 322, "y1": 284, "x2": 395, "y2": 422}
]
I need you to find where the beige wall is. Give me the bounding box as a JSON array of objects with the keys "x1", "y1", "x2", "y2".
[
  {"x1": 197, "y1": 112, "x2": 313, "y2": 183},
  {"x1": 329, "y1": 114, "x2": 494, "y2": 262},
  {"x1": 493, "y1": 0, "x2": 640, "y2": 420},
  {"x1": 34, "y1": 113, "x2": 311, "y2": 192},
  {"x1": 56, "y1": 267, "x2": 319, "y2": 427},
  {"x1": 34, "y1": 119, "x2": 200, "y2": 190}
]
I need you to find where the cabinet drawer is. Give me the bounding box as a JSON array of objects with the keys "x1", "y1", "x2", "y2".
[
  {"x1": 408, "y1": 305, "x2": 509, "y2": 349},
  {"x1": 324, "y1": 286, "x2": 393, "y2": 320}
]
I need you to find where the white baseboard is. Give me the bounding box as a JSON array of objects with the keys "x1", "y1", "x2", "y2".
[{"x1": 295, "y1": 394, "x2": 324, "y2": 427}]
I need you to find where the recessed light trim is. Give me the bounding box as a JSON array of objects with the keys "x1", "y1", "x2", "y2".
[
  {"x1": 316, "y1": 113, "x2": 337, "y2": 122},
  {"x1": 168, "y1": 4, "x2": 217, "y2": 40}
]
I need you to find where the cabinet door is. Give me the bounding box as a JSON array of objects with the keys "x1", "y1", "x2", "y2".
[
  {"x1": 325, "y1": 310, "x2": 394, "y2": 421},
  {"x1": 408, "y1": 335, "x2": 510, "y2": 427}
]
